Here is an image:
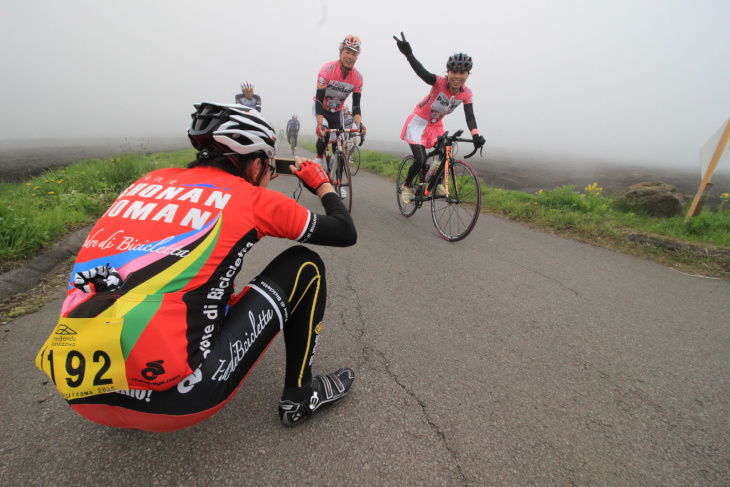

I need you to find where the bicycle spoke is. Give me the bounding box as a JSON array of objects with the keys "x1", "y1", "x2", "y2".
[{"x1": 431, "y1": 161, "x2": 481, "y2": 241}]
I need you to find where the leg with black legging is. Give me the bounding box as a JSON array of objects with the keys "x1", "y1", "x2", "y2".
[
  {"x1": 256, "y1": 245, "x2": 327, "y2": 403},
  {"x1": 405, "y1": 143, "x2": 428, "y2": 187},
  {"x1": 316, "y1": 136, "x2": 327, "y2": 159}
]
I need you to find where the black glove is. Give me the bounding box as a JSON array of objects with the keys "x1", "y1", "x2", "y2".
[
  {"x1": 472, "y1": 134, "x2": 486, "y2": 149},
  {"x1": 359, "y1": 123, "x2": 366, "y2": 141},
  {"x1": 393, "y1": 32, "x2": 412, "y2": 57},
  {"x1": 73, "y1": 263, "x2": 123, "y2": 293}
]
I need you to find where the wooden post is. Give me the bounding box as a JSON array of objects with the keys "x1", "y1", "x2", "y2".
[{"x1": 685, "y1": 120, "x2": 730, "y2": 221}]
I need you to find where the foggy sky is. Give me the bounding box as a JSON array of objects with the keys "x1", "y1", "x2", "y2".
[{"x1": 2, "y1": 0, "x2": 729, "y2": 169}]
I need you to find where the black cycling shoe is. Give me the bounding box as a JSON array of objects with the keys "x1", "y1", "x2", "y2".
[{"x1": 278, "y1": 367, "x2": 355, "y2": 427}]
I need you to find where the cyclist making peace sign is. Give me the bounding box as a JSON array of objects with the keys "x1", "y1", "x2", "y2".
[{"x1": 394, "y1": 32, "x2": 486, "y2": 204}]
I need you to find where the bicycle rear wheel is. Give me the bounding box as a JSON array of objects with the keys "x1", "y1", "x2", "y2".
[
  {"x1": 290, "y1": 135, "x2": 297, "y2": 155},
  {"x1": 333, "y1": 151, "x2": 353, "y2": 213},
  {"x1": 430, "y1": 160, "x2": 481, "y2": 241},
  {"x1": 349, "y1": 145, "x2": 361, "y2": 176},
  {"x1": 396, "y1": 155, "x2": 421, "y2": 217}
]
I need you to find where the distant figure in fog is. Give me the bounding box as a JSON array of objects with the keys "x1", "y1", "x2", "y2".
[{"x1": 235, "y1": 80, "x2": 262, "y2": 112}]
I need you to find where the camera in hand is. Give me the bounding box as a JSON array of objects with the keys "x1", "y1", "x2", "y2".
[{"x1": 274, "y1": 158, "x2": 296, "y2": 175}]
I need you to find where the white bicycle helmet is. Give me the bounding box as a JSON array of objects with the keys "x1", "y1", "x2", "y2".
[
  {"x1": 339, "y1": 35, "x2": 361, "y2": 54},
  {"x1": 188, "y1": 102, "x2": 276, "y2": 158},
  {"x1": 240, "y1": 80, "x2": 254, "y2": 91}
]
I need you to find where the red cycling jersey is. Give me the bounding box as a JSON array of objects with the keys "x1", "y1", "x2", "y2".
[{"x1": 60, "y1": 166, "x2": 315, "y2": 391}]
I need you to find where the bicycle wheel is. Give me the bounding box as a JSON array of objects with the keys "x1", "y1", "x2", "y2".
[
  {"x1": 332, "y1": 151, "x2": 353, "y2": 213},
  {"x1": 290, "y1": 135, "x2": 296, "y2": 155},
  {"x1": 396, "y1": 155, "x2": 421, "y2": 217},
  {"x1": 349, "y1": 145, "x2": 361, "y2": 176},
  {"x1": 430, "y1": 160, "x2": 481, "y2": 241}
]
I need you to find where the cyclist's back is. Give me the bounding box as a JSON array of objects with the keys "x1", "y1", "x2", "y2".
[{"x1": 36, "y1": 102, "x2": 357, "y2": 432}]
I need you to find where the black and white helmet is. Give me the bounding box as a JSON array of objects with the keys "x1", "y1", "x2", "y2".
[
  {"x1": 188, "y1": 102, "x2": 276, "y2": 158},
  {"x1": 446, "y1": 53, "x2": 473, "y2": 73}
]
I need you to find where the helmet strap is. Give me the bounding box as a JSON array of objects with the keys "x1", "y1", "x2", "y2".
[{"x1": 339, "y1": 60, "x2": 351, "y2": 78}]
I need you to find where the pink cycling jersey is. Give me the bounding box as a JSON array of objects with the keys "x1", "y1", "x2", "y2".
[
  {"x1": 413, "y1": 76, "x2": 473, "y2": 124},
  {"x1": 313, "y1": 60, "x2": 363, "y2": 113}
]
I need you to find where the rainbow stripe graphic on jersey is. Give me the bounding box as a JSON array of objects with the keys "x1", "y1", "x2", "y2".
[{"x1": 63, "y1": 214, "x2": 223, "y2": 358}]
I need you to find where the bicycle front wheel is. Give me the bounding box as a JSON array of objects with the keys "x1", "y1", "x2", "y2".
[
  {"x1": 430, "y1": 160, "x2": 481, "y2": 241},
  {"x1": 333, "y1": 151, "x2": 353, "y2": 213},
  {"x1": 396, "y1": 155, "x2": 422, "y2": 217},
  {"x1": 349, "y1": 145, "x2": 361, "y2": 176}
]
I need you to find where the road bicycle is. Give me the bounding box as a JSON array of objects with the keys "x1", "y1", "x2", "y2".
[
  {"x1": 323, "y1": 127, "x2": 364, "y2": 213},
  {"x1": 287, "y1": 131, "x2": 298, "y2": 155},
  {"x1": 344, "y1": 133, "x2": 361, "y2": 176},
  {"x1": 396, "y1": 130, "x2": 482, "y2": 242}
]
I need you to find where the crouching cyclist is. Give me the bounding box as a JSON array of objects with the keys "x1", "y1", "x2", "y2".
[{"x1": 35, "y1": 102, "x2": 357, "y2": 431}]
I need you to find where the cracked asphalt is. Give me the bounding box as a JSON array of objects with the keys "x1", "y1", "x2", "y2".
[{"x1": 2, "y1": 148, "x2": 730, "y2": 486}]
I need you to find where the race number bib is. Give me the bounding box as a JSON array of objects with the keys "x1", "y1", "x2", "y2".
[{"x1": 35, "y1": 317, "x2": 128, "y2": 399}]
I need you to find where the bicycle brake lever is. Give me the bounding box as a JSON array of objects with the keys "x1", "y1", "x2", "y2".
[{"x1": 464, "y1": 145, "x2": 479, "y2": 159}]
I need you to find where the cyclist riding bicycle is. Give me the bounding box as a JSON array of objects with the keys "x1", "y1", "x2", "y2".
[
  {"x1": 35, "y1": 102, "x2": 357, "y2": 432},
  {"x1": 235, "y1": 80, "x2": 262, "y2": 112},
  {"x1": 312, "y1": 35, "x2": 367, "y2": 195},
  {"x1": 393, "y1": 32, "x2": 486, "y2": 204},
  {"x1": 286, "y1": 114, "x2": 300, "y2": 149}
]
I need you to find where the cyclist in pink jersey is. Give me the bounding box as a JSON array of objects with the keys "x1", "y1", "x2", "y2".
[
  {"x1": 313, "y1": 35, "x2": 366, "y2": 176},
  {"x1": 35, "y1": 103, "x2": 357, "y2": 431},
  {"x1": 393, "y1": 32, "x2": 486, "y2": 204}
]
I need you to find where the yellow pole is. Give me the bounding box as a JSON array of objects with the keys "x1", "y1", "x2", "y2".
[{"x1": 685, "y1": 119, "x2": 730, "y2": 220}]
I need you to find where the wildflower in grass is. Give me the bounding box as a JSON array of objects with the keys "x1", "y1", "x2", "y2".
[
  {"x1": 721, "y1": 193, "x2": 729, "y2": 210},
  {"x1": 26, "y1": 183, "x2": 31, "y2": 186},
  {"x1": 584, "y1": 182, "x2": 603, "y2": 196},
  {"x1": 48, "y1": 191, "x2": 55, "y2": 195}
]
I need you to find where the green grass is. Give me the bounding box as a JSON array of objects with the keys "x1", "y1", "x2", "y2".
[
  {"x1": 0, "y1": 148, "x2": 196, "y2": 269},
  {"x1": 2, "y1": 142, "x2": 729, "y2": 279},
  {"x1": 303, "y1": 140, "x2": 730, "y2": 278}
]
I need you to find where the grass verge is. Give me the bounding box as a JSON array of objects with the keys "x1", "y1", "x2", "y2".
[{"x1": 303, "y1": 141, "x2": 729, "y2": 280}]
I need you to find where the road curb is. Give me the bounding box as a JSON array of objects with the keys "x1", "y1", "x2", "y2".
[{"x1": 0, "y1": 225, "x2": 92, "y2": 303}]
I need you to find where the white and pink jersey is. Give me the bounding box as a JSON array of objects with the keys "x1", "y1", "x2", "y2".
[
  {"x1": 313, "y1": 60, "x2": 363, "y2": 113},
  {"x1": 413, "y1": 76, "x2": 473, "y2": 124}
]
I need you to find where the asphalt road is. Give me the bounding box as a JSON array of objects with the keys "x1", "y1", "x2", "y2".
[{"x1": 1, "y1": 155, "x2": 729, "y2": 485}]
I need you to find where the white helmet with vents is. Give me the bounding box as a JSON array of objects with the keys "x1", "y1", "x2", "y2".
[{"x1": 188, "y1": 102, "x2": 276, "y2": 158}]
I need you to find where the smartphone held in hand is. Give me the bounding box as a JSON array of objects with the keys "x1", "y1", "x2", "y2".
[{"x1": 274, "y1": 158, "x2": 296, "y2": 175}]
